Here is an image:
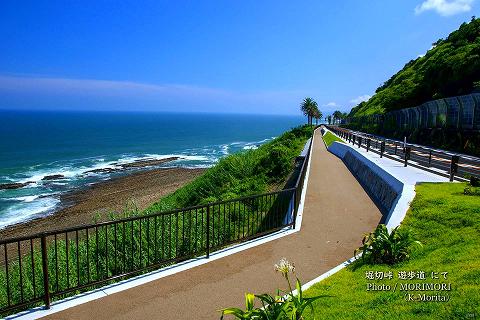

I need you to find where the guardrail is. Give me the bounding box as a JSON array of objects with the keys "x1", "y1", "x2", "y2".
[
  {"x1": 0, "y1": 137, "x2": 313, "y2": 316},
  {"x1": 327, "y1": 126, "x2": 480, "y2": 181}
]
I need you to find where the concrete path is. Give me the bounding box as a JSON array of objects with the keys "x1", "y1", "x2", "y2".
[{"x1": 41, "y1": 129, "x2": 382, "y2": 320}]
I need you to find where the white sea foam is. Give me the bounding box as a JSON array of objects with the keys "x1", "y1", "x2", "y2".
[
  {"x1": 0, "y1": 196, "x2": 60, "y2": 229},
  {"x1": 0, "y1": 136, "x2": 276, "y2": 228},
  {"x1": 220, "y1": 145, "x2": 230, "y2": 155},
  {"x1": 14, "y1": 195, "x2": 40, "y2": 202},
  {"x1": 144, "y1": 154, "x2": 210, "y2": 162}
]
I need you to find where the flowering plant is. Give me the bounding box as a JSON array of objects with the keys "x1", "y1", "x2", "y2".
[{"x1": 220, "y1": 258, "x2": 328, "y2": 320}]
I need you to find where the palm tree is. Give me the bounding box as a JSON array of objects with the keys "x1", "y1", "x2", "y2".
[
  {"x1": 312, "y1": 108, "x2": 323, "y2": 125},
  {"x1": 332, "y1": 110, "x2": 343, "y2": 124},
  {"x1": 300, "y1": 98, "x2": 318, "y2": 125}
]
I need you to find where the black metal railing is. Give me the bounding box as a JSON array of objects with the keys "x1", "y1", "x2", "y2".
[
  {"x1": 327, "y1": 126, "x2": 480, "y2": 181},
  {"x1": 0, "y1": 137, "x2": 313, "y2": 316}
]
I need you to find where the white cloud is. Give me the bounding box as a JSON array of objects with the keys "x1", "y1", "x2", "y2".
[
  {"x1": 415, "y1": 0, "x2": 474, "y2": 16},
  {"x1": 323, "y1": 102, "x2": 337, "y2": 107},
  {"x1": 349, "y1": 94, "x2": 371, "y2": 104}
]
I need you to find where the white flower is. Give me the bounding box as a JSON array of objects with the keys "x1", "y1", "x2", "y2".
[{"x1": 274, "y1": 258, "x2": 295, "y2": 277}]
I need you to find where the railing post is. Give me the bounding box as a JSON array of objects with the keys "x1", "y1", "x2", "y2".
[
  {"x1": 404, "y1": 147, "x2": 411, "y2": 167},
  {"x1": 450, "y1": 155, "x2": 459, "y2": 182},
  {"x1": 358, "y1": 136, "x2": 362, "y2": 148},
  {"x1": 206, "y1": 205, "x2": 210, "y2": 258},
  {"x1": 394, "y1": 143, "x2": 397, "y2": 155},
  {"x1": 428, "y1": 150, "x2": 432, "y2": 167},
  {"x1": 380, "y1": 140, "x2": 385, "y2": 158},
  {"x1": 41, "y1": 234, "x2": 50, "y2": 309},
  {"x1": 366, "y1": 139, "x2": 370, "y2": 152},
  {"x1": 292, "y1": 188, "x2": 297, "y2": 229}
]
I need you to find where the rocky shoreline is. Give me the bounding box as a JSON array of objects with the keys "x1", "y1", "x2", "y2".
[
  {"x1": 0, "y1": 166, "x2": 205, "y2": 240},
  {"x1": 0, "y1": 156, "x2": 182, "y2": 190}
]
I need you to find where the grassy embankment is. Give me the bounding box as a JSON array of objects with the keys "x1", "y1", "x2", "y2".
[
  {"x1": 0, "y1": 125, "x2": 313, "y2": 315},
  {"x1": 322, "y1": 131, "x2": 344, "y2": 148},
  {"x1": 303, "y1": 182, "x2": 480, "y2": 319},
  {"x1": 145, "y1": 125, "x2": 313, "y2": 212}
]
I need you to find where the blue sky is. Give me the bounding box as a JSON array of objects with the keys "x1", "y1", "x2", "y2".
[{"x1": 0, "y1": 0, "x2": 478, "y2": 115}]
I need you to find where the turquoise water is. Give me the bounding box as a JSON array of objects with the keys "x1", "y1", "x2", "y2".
[{"x1": 0, "y1": 110, "x2": 304, "y2": 228}]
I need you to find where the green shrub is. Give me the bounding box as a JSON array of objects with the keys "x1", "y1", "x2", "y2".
[
  {"x1": 464, "y1": 176, "x2": 480, "y2": 195},
  {"x1": 464, "y1": 185, "x2": 480, "y2": 196},
  {"x1": 258, "y1": 145, "x2": 292, "y2": 182},
  {"x1": 355, "y1": 224, "x2": 422, "y2": 265},
  {"x1": 470, "y1": 176, "x2": 480, "y2": 187},
  {"x1": 146, "y1": 125, "x2": 313, "y2": 212}
]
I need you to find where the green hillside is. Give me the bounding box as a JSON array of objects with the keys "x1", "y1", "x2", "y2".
[{"x1": 350, "y1": 17, "x2": 480, "y2": 117}]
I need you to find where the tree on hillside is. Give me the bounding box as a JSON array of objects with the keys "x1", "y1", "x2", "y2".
[
  {"x1": 327, "y1": 115, "x2": 332, "y2": 125},
  {"x1": 349, "y1": 17, "x2": 480, "y2": 117},
  {"x1": 300, "y1": 98, "x2": 319, "y2": 125}
]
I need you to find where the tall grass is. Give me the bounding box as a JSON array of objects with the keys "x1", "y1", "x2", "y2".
[
  {"x1": 0, "y1": 125, "x2": 313, "y2": 316},
  {"x1": 146, "y1": 125, "x2": 313, "y2": 212}
]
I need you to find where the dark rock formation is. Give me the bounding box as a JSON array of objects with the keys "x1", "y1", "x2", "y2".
[
  {"x1": 120, "y1": 157, "x2": 180, "y2": 168},
  {"x1": 84, "y1": 168, "x2": 119, "y2": 174},
  {"x1": 0, "y1": 182, "x2": 34, "y2": 190},
  {"x1": 42, "y1": 174, "x2": 65, "y2": 181}
]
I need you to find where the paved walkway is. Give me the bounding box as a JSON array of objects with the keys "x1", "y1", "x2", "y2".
[{"x1": 42, "y1": 129, "x2": 382, "y2": 320}]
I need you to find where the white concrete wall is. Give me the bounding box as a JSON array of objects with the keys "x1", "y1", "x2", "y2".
[
  {"x1": 324, "y1": 127, "x2": 447, "y2": 231},
  {"x1": 328, "y1": 141, "x2": 403, "y2": 227}
]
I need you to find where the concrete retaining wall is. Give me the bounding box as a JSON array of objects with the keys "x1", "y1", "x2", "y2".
[{"x1": 328, "y1": 141, "x2": 403, "y2": 218}]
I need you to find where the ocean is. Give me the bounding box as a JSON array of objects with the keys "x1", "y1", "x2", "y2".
[{"x1": 0, "y1": 110, "x2": 305, "y2": 228}]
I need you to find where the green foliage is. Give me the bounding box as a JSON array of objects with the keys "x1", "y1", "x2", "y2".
[
  {"x1": 146, "y1": 125, "x2": 313, "y2": 213},
  {"x1": 281, "y1": 278, "x2": 327, "y2": 320},
  {"x1": 258, "y1": 145, "x2": 292, "y2": 182},
  {"x1": 469, "y1": 176, "x2": 480, "y2": 187},
  {"x1": 350, "y1": 18, "x2": 480, "y2": 117},
  {"x1": 332, "y1": 111, "x2": 347, "y2": 124},
  {"x1": 220, "y1": 292, "x2": 283, "y2": 320},
  {"x1": 464, "y1": 176, "x2": 480, "y2": 195},
  {"x1": 321, "y1": 132, "x2": 344, "y2": 148},
  {"x1": 303, "y1": 182, "x2": 480, "y2": 319},
  {"x1": 464, "y1": 185, "x2": 480, "y2": 196},
  {"x1": 300, "y1": 98, "x2": 322, "y2": 125},
  {"x1": 355, "y1": 224, "x2": 422, "y2": 265},
  {"x1": 220, "y1": 259, "x2": 327, "y2": 320}
]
